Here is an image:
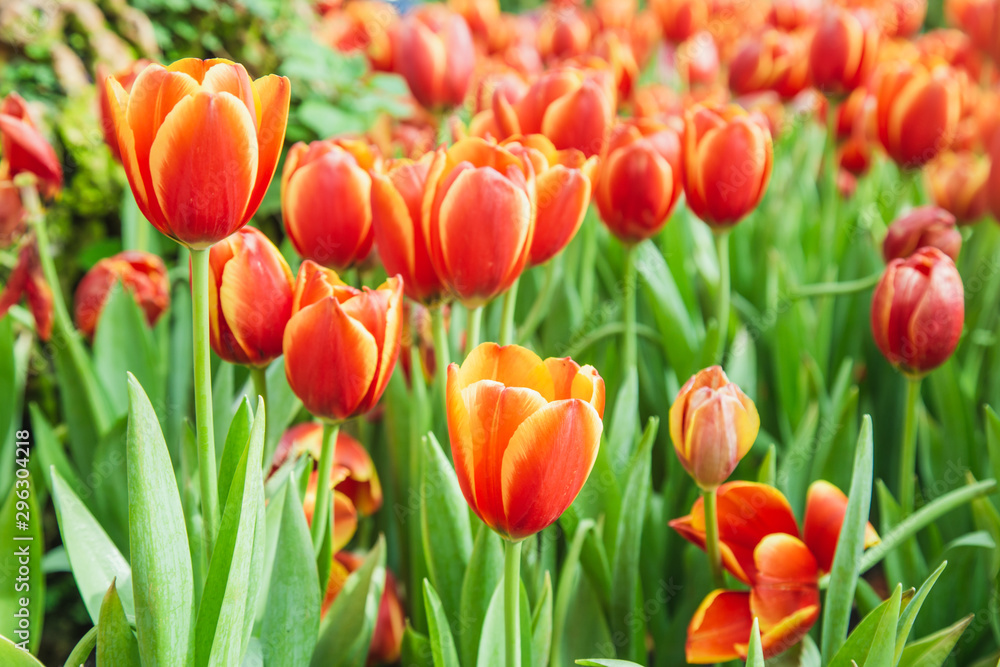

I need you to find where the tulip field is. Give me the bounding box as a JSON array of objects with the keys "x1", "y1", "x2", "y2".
[{"x1": 5, "y1": 0, "x2": 1000, "y2": 664}]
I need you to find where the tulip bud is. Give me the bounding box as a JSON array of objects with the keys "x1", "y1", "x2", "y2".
[
  {"x1": 0, "y1": 93, "x2": 63, "y2": 198},
  {"x1": 447, "y1": 343, "x2": 604, "y2": 540},
  {"x1": 882, "y1": 207, "x2": 961, "y2": 264},
  {"x1": 874, "y1": 61, "x2": 961, "y2": 169},
  {"x1": 96, "y1": 60, "x2": 150, "y2": 163},
  {"x1": 283, "y1": 261, "x2": 403, "y2": 421},
  {"x1": 394, "y1": 5, "x2": 476, "y2": 109},
  {"x1": 669, "y1": 366, "x2": 760, "y2": 490},
  {"x1": 73, "y1": 250, "x2": 170, "y2": 341},
  {"x1": 871, "y1": 247, "x2": 964, "y2": 377},
  {"x1": 282, "y1": 138, "x2": 381, "y2": 271},
  {"x1": 651, "y1": 0, "x2": 707, "y2": 43},
  {"x1": 682, "y1": 105, "x2": 774, "y2": 228},
  {"x1": 537, "y1": 7, "x2": 591, "y2": 62},
  {"x1": 809, "y1": 9, "x2": 880, "y2": 97},
  {"x1": 595, "y1": 119, "x2": 682, "y2": 243},
  {"x1": 323, "y1": 553, "x2": 405, "y2": 663},
  {"x1": 0, "y1": 241, "x2": 52, "y2": 341},
  {"x1": 203, "y1": 227, "x2": 294, "y2": 367},
  {"x1": 927, "y1": 151, "x2": 990, "y2": 225}
]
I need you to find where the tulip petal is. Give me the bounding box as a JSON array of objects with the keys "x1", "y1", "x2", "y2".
[
  {"x1": 501, "y1": 399, "x2": 603, "y2": 539},
  {"x1": 803, "y1": 480, "x2": 879, "y2": 573},
  {"x1": 531, "y1": 165, "x2": 591, "y2": 264},
  {"x1": 456, "y1": 342, "x2": 554, "y2": 399},
  {"x1": 201, "y1": 62, "x2": 256, "y2": 123},
  {"x1": 246, "y1": 75, "x2": 290, "y2": 224},
  {"x1": 540, "y1": 80, "x2": 612, "y2": 157},
  {"x1": 447, "y1": 363, "x2": 481, "y2": 519},
  {"x1": 750, "y1": 533, "x2": 819, "y2": 631},
  {"x1": 338, "y1": 277, "x2": 403, "y2": 413},
  {"x1": 544, "y1": 357, "x2": 605, "y2": 416},
  {"x1": 686, "y1": 590, "x2": 752, "y2": 664}
]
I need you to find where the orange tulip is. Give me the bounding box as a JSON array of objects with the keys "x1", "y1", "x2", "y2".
[
  {"x1": 0, "y1": 241, "x2": 52, "y2": 341},
  {"x1": 537, "y1": 7, "x2": 591, "y2": 62},
  {"x1": 423, "y1": 138, "x2": 536, "y2": 306},
  {"x1": 282, "y1": 138, "x2": 381, "y2": 271},
  {"x1": 802, "y1": 480, "x2": 880, "y2": 573},
  {"x1": 595, "y1": 119, "x2": 682, "y2": 244},
  {"x1": 871, "y1": 247, "x2": 965, "y2": 377},
  {"x1": 447, "y1": 343, "x2": 604, "y2": 540},
  {"x1": 74, "y1": 250, "x2": 170, "y2": 340},
  {"x1": 882, "y1": 206, "x2": 961, "y2": 263},
  {"x1": 393, "y1": 4, "x2": 476, "y2": 109},
  {"x1": 808, "y1": 8, "x2": 880, "y2": 97},
  {"x1": 449, "y1": 0, "x2": 500, "y2": 46},
  {"x1": 323, "y1": 552, "x2": 405, "y2": 663},
  {"x1": 590, "y1": 30, "x2": 640, "y2": 100},
  {"x1": 317, "y1": 1, "x2": 397, "y2": 72},
  {"x1": 651, "y1": 0, "x2": 708, "y2": 43},
  {"x1": 768, "y1": 0, "x2": 820, "y2": 30},
  {"x1": 682, "y1": 104, "x2": 774, "y2": 228},
  {"x1": 96, "y1": 60, "x2": 151, "y2": 163},
  {"x1": 0, "y1": 93, "x2": 62, "y2": 198},
  {"x1": 283, "y1": 261, "x2": 403, "y2": 421},
  {"x1": 105, "y1": 58, "x2": 290, "y2": 249},
  {"x1": 204, "y1": 227, "x2": 293, "y2": 367},
  {"x1": 874, "y1": 61, "x2": 961, "y2": 169},
  {"x1": 595, "y1": 0, "x2": 637, "y2": 30}
]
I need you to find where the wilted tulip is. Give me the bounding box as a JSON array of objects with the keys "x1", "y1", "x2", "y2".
[
  {"x1": 669, "y1": 366, "x2": 759, "y2": 490},
  {"x1": 447, "y1": 343, "x2": 604, "y2": 540},
  {"x1": 651, "y1": 0, "x2": 707, "y2": 43},
  {"x1": 105, "y1": 58, "x2": 290, "y2": 249},
  {"x1": 96, "y1": 60, "x2": 150, "y2": 162},
  {"x1": 0, "y1": 241, "x2": 52, "y2": 340},
  {"x1": 926, "y1": 152, "x2": 990, "y2": 225},
  {"x1": 393, "y1": 4, "x2": 476, "y2": 109},
  {"x1": 871, "y1": 247, "x2": 964, "y2": 377},
  {"x1": 74, "y1": 250, "x2": 170, "y2": 340},
  {"x1": 874, "y1": 61, "x2": 961, "y2": 169},
  {"x1": 283, "y1": 261, "x2": 403, "y2": 421},
  {"x1": 882, "y1": 207, "x2": 961, "y2": 263},
  {"x1": 323, "y1": 552, "x2": 405, "y2": 663},
  {"x1": 204, "y1": 227, "x2": 293, "y2": 367},
  {"x1": 282, "y1": 138, "x2": 381, "y2": 270},
  {"x1": 0, "y1": 93, "x2": 63, "y2": 197},
  {"x1": 595, "y1": 119, "x2": 682, "y2": 244},
  {"x1": 808, "y1": 9, "x2": 880, "y2": 97},
  {"x1": 682, "y1": 105, "x2": 774, "y2": 228}
]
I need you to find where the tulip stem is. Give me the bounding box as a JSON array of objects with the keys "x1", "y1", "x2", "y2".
[
  {"x1": 466, "y1": 306, "x2": 483, "y2": 353},
  {"x1": 504, "y1": 539, "x2": 523, "y2": 667},
  {"x1": 250, "y1": 366, "x2": 268, "y2": 413},
  {"x1": 190, "y1": 247, "x2": 220, "y2": 557},
  {"x1": 499, "y1": 278, "x2": 519, "y2": 346},
  {"x1": 517, "y1": 258, "x2": 557, "y2": 343},
  {"x1": 899, "y1": 377, "x2": 922, "y2": 513},
  {"x1": 623, "y1": 243, "x2": 637, "y2": 371},
  {"x1": 20, "y1": 181, "x2": 72, "y2": 331},
  {"x1": 431, "y1": 305, "x2": 450, "y2": 412},
  {"x1": 702, "y1": 487, "x2": 725, "y2": 589},
  {"x1": 311, "y1": 421, "x2": 341, "y2": 551},
  {"x1": 714, "y1": 231, "x2": 731, "y2": 365}
]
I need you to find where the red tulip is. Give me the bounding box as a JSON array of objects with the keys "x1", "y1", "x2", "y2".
[
  {"x1": 323, "y1": 552, "x2": 405, "y2": 663},
  {"x1": 0, "y1": 240, "x2": 52, "y2": 340},
  {"x1": 768, "y1": 0, "x2": 820, "y2": 30},
  {"x1": 74, "y1": 250, "x2": 170, "y2": 340},
  {"x1": 0, "y1": 93, "x2": 62, "y2": 197},
  {"x1": 0, "y1": 182, "x2": 25, "y2": 249},
  {"x1": 96, "y1": 60, "x2": 151, "y2": 162},
  {"x1": 105, "y1": 58, "x2": 290, "y2": 248},
  {"x1": 809, "y1": 9, "x2": 880, "y2": 97},
  {"x1": 673, "y1": 32, "x2": 720, "y2": 89},
  {"x1": 537, "y1": 7, "x2": 591, "y2": 62},
  {"x1": 729, "y1": 30, "x2": 811, "y2": 100},
  {"x1": 394, "y1": 4, "x2": 476, "y2": 109},
  {"x1": 882, "y1": 206, "x2": 961, "y2": 263},
  {"x1": 650, "y1": 0, "x2": 708, "y2": 43},
  {"x1": 283, "y1": 261, "x2": 403, "y2": 421},
  {"x1": 447, "y1": 343, "x2": 604, "y2": 540}
]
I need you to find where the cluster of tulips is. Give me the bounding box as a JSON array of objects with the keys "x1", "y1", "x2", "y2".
[{"x1": 0, "y1": 0, "x2": 996, "y2": 663}]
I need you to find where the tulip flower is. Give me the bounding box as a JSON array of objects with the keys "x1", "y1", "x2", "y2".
[
  {"x1": 74, "y1": 250, "x2": 170, "y2": 341},
  {"x1": 537, "y1": 7, "x2": 591, "y2": 62},
  {"x1": 871, "y1": 247, "x2": 964, "y2": 377},
  {"x1": 323, "y1": 552, "x2": 405, "y2": 663},
  {"x1": 985, "y1": 132, "x2": 1000, "y2": 224},
  {"x1": 671, "y1": 481, "x2": 879, "y2": 662},
  {"x1": 590, "y1": 31, "x2": 640, "y2": 100},
  {"x1": 96, "y1": 60, "x2": 150, "y2": 162},
  {"x1": 882, "y1": 207, "x2": 961, "y2": 264},
  {"x1": 673, "y1": 32, "x2": 720, "y2": 89},
  {"x1": 204, "y1": 227, "x2": 293, "y2": 367},
  {"x1": 282, "y1": 138, "x2": 381, "y2": 271},
  {"x1": 650, "y1": 0, "x2": 707, "y2": 43},
  {"x1": 728, "y1": 30, "x2": 811, "y2": 100},
  {"x1": 874, "y1": 61, "x2": 961, "y2": 169},
  {"x1": 0, "y1": 93, "x2": 62, "y2": 198},
  {"x1": 682, "y1": 105, "x2": 774, "y2": 229},
  {"x1": 884, "y1": 0, "x2": 927, "y2": 38},
  {"x1": 808, "y1": 8, "x2": 880, "y2": 97},
  {"x1": 318, "y1": 1, "x2": 397, "y2": 72},
  {"x1": 393, "y1": 4, "x2": 476, "y2": 109},
  {"x1": 105, "y1": 58, "x2": 290, "y2": 248},
  {"x1": 0, "y1": 182, "x2": 25, "y2": 249},
  {"x1": 768, "y1": 0, "x2": 820, "y2": 30},
  {"x1": 423, "y1": 138, "x2": 536, "y2": 306},
  {"x1": 595, "y1": 119, "x2": 682, "y2": 244},
  {"x1": 0, "y1": 241, "x2": 52, "y2": 340}
]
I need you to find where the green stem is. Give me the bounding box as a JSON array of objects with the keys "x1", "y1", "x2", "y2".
[
  {"x1": 250, "y1": 366, "x2": 268, "y2": 411},
  {"x1": 702, "y1": 487, "x2": 725, "y2": 589},
  {"x1": 821, "y1": 103, "x2": 839, "y2": 270},
  {"x1": 790, "y1": 272, "x2": 882, "y2": 300},
  {"x1": 898, "y1": 377, "x2": 922, "y2": 513},
  {"x1": 311, "y1": 421, "x2": 342, "y2": 551},
  {"x1": 505, "y1": 539, "x2": 523, "y2": 667},
  {"x1": 191, "y1": 248, "x2": 219, "y2": 557},
  {"x1": 499, "y1": 278, "x2": 519, "y2": 346},
  {"x1": 622, "y1": 244, "x2": 637, "y2": 371},
  {"x1": 714, "y1": 231, "x2": 731, "y2": 366},
  {"x1": 517, "y1": 259, "x2": 557, "y2": 343},
  {"x1": 63, "y1": 625, "x2": 98, "y2": 667},
  {"x1": 466, "y1": 306, "x2": 483, "y2": 354},
  {"x1": 408, "y1": 341, "x2": 429, "y2": 630}
]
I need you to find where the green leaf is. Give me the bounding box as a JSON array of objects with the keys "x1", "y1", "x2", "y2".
[
  {"x1": 865, "y1": 584, "x2": 903, "y2": 667},
  {"x1": 605, "y1": 367, "x2": 639, "y2": 477},
  {"x1": 29, "y1": 404, "x2": 85, "y2": 503},
  {"x1": 575, "y1": 660, "x2": 646, "y2": 666},
  {"x1": 196, "y1": 398, "x2": 266, "y2": 667},
  {"x1": 757, "y1": 444, "x2": 776, "y2": 486},
  {"x1": 260, "y1": 478, "x2": 320, "y2": 667},
  {"x1": 311, "y1": 536, "x2": 387, "y2": 667},
  {"x1": 986, "y1": 406, "x2": 1000, "y2": 499},
  {"x1": 531, "y1": 572, "x2": 553, "y2": 667},
  {"x1": 212, "y1": 363, "x2": 235, "y2": 462},
  {"x1": 51, "y1": 324, "x2": 111, "y2": 476},
  {"x1": 0, "y1": 472, "x2": 43, "y2": 653},
  {"x1": 0, "y1": 318, "x2": 30, "y2": 500},
  {"x1": 828, "y1": 584, "x2": 902, "y2": 667},
  {"x1": 475, "y1": 579, "x2": 531, "y2": 667},
  {"x1": 423, "y1": 580, "x2": 460, "y2": 667},
  {"x1": 0, "y1": 633, "x2": 45, "y2": 665},
  {"x1": 50, "y1": 467, "x2": 134, "y2": 625},
  {"x1": 97, "y1": 579, "x2": 140, "y2": 667},
  {"x1": 217, "y1": 398, "x2": 253, "y2": 510},
  {"x1": 897, "y1": 615, "x2": 973, "y2": 667},
  {"x1": 127, "y1": 374, "x2": 195, "y2": 666},
  {"x1": 421, "y1": 433, "x2": 472, "y2": 640},
  {"x1": 552, "y1": 519, "x2": 595, "y2": 667},
  {"x1": 401, "y1": 623, "x2": 434, "y2": 667},
  {"x1": 636, "y1": 239, "x2": 697, "y2": 381},
  {"x1": 745, "y1": 618, "x2": 764, "y2": 667},
  {"x1": 896, "y1": 560, "x2": 948, "y2": 665},
  {"x1": 821, "y1": 415, "x2": 874, "y2": 663},
  {"x1": 459, "y1": 523, "x2": 503, "y2": 666}
]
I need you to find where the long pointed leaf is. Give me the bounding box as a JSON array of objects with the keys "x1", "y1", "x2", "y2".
[{"x1": 97, "y1": 579, "x2": 140, "y2": 667}]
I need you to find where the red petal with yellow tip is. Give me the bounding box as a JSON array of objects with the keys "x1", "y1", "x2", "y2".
[
  {"x1": 803, "y1": 480, "x2": 880, "y2": 573},
  {"x1": 454, "y1": 342, "x2": 554, "y2": 399},
  {"x1": 540, "y1": 80, "x2": 612, "y2": 157},
  {"x1": 246, "y1": 75, "x2": 290, "y2": 225},
  {"x1": 531, "y1": 165, "x2": 591, "y2": 265},
  {"x1": 750, "y1": 533, "x2": 819, "y2": 630},
  {"x1": 685, "y1": 590, "x2": 752, "y2": 664}
]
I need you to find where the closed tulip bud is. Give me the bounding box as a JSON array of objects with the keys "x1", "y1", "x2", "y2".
[
  {"x1": 204, "y1": 227, "x2": 294, "y2": 367},
  {"x1": 871, "y1": 247, "x2": 964, "y2": 377},
  {"x1": 682, "y1": 105, "x2": 774, "y2": 228},
  {"x1": 875, "y1": 61, "x2": 961, "y2": 169},
  {"x1": 447, "y1": 343, "x2": 604, "y2": 540},
  {"x1": 0, "y1": 93, "x2": 63, "y2": 198},
  {"x1": 96, "y1": 60, "x2": 150, "y2": 163},
  {"x1": 537, "y1": 7, "x2": 591, "y2": 62},
  {"x1": 651, "y1": 0, "x2": 708, "y2": 43},
  {"x1": 283, "y1": 261, "x2": 403, "y2": 421},
  {"x1": 595, "y1": 119, "x2": 682, "y2": 243},
  {"x1": 394, "y1": 5, "x2": 476, "y2": 110},
  {"x1": 323, "y1": 553, "x2": 405, "y2": 663},
  {"x1": 74, "y1": 250, "x2": 170, "y2": 341},
  {"x1": 0, "y1": 241, "x2": 52, "y2": 341},
  {"x1": 669, "y1": 366, "x2": 760, "y2": 490},
  {"x1": 105, "y1": 58, "x2": 290, "y2": 249},
  {"x1": 282, "y1": 138, "x2": 381, "y2": 270},
  {"x1": 882, "y1": 207, "x2": 961, "y2": 263},
  {"x1": 424, "y1": 138, "x2": 536, "y2": 306},
  {"x1": 809, "y1": 9, "x2": 880, "y2": 97},
  {"x1": 927, "y1": 151, "x2": 990, "y2": 224}
]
